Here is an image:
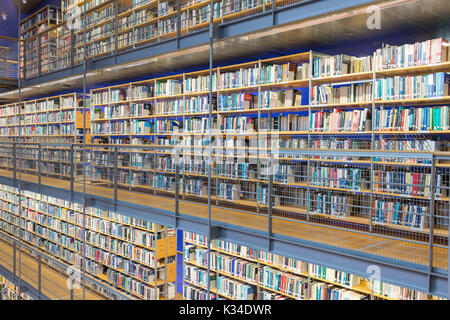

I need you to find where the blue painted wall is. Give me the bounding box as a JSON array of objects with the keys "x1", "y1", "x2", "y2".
[
  {"x1": 177, "y1": 229, "x2": 184, "y2": 295},
  {"x1": 0, "y1": 0, "x2": 19, "y2": 38}
]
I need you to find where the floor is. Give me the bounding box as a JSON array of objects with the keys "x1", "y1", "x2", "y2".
[{"x1": 0, "y1": 236, "x2": 104, "y2": 300}]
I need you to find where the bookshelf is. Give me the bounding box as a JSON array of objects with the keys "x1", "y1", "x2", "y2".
[
  {"x1": 0, "y1": 92, "x2": 90, "y2": 144},
  {"x1": 0, "y1": 183, "x2": 177, "y2": 300},
  {"x1": 24, "y1": 1, "x2": 316, "y2": 79},
  {"x1": 20, "y1": 5, "x2": 62, "y2": 78},
  {"x1": 0, "y1": 274, "x2": 34, "y2": 300},
  {"x1": 0, "y1": 92, "x2": 90, "y2": 180},
  {"x1": 182, "y1": 231, "x2": 440, "y2": 300},
  {"x1": 86, "y1": 37, "x2": 450, "y2": 238}
]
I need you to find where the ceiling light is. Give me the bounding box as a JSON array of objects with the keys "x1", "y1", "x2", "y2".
[{"x1": 104, "y1": 58, "x2": 158, "y2": 71}]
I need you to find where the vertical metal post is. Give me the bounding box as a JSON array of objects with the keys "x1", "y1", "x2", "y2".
[
  {"x1": 206, "y1": 0, "x2": 214, "y2": 300},
  {"x1": 306, "y1": 51, "x2": 313, "y2": 221},
  {"x1": 17, "y1": 0, "x2": 22, "y2": 299},
  {"x1": 37, "y1": 254, "x2": 41, "y2": 300},
  {"x1": 369, "y1": 156, "x2": 374, "y2": 233},
  {"x1": 113, "y1": 147, "x2": 118, "y2": 206},
  {"x1": 154, "y1": 232, "x2": 158, "y2": 299},
  {"x1": 165, "y1": 231, "x2": 168, "y2": 299},
  {"x1": 70, "y1": 144, "x2": 75, "y2": 197},
  {"x1": 70, "y1": 29, "x2": 75, "y2": 68},
  {"x1": 38, "y1": 144, "x2": 42, "y2": 187},
  {"x1": 369, "y1": 52, "x2": 376, "y2": 233},
  {"x1": 256, "y1": 248, "x2": 261, "y2": 299},
  {"x1": 256, "y1": 60, "x2": 261, "y2": 213},
  {"x1": 370, "y1": 279, "x2": 374, "y2": 300},
  {"x1": 13, "y1": 143, "x2": 16, "y2": 184},
  {"x1": 114, "y1": 0, "x2": 119, "y2": 56},
  {"x1": 428, "y1": 156, "x2": 436, "y2": 292},
  {"x1": 268, "y1": 158, "x2": 273, "y2": 252},
  {"x1": 271, "y1": 0, "x2": 276, "y2": 25},
  {"x1": 306, "y1": 269, "x2": 311, "y2": 300},
  {"x1": 176, "y1": 0, "x2": 181, "y2": 49},
  {"x1": 22, "y1": 38, "x2": 27, "y2": 80},
  {"x1": 82, "y1": 0, "x2": 88, "y2": 301},
  {"x1": 182, "y1": 231, "x2": 185, "y2": 299},
  {"x1": 37, "y1": 35, "x2": 42, "y2": 78},
  {"x1": 175, "y1": 163, "x2": 180, "y2": 227},
  {"x1": 13, "y1": 242, "x2": 16, "y2": 282}
]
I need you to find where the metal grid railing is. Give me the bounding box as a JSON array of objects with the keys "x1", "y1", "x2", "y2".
[
  {"x1": 0, "y1": 227, "x2": 130, "y2": 300},
  {"x1": 0, "y1": 142, "x2": 447, "y2": 278}
]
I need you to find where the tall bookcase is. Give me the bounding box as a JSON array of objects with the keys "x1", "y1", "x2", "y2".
[
  {"x1": 88, "y1": 37, "x2": 450, "y2": 239},
  {"x1": 0, "y1": 92, "x2": 90, "y2": 144},
  {"x1": 20, "y1": 5, "x2": 62, "y2": 78},
  {"x1": 182, "y1": 231, "x2": 441, "y2": 300},
  {"x1": 0, "y1": 183, "x2": 177, "y2": 300},
  {"x1": 24, "y1": 1, "x2": 306, "y2": 79},
  {"x1": 0, "y1": 92, "x2": 90, "y2": 181}
]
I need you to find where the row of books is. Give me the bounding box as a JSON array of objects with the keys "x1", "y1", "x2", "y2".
[
  {"x1": 311, "y1": 83, "x2": 373, "y2": 105},
  {"x1": 309, "y1": 192, "x2": 354, "y2": 218},
  {"x1": 155, "y1": 99, "x2": 183, "y2": 114},
  {"x1": 183, "y1": 285, "x2": 217, "y2": 300},
  {"x1": 310, "y1": 109, "x2": 372, "y2": 133},
  {"x1": 373, "y1": 171, "x2": 433, "y2": 197},
  {"x1": 310, "y1": 282, "x2": 367, "y2": 300},
  {"x1": 107, "y1": 269, "x2": 158, "y2": 299},
  {"x1": 184, "y1": 232, "x2": 441, "y2": 300},
  {"x1": 261, "y1": 266, "x2": 308, "y2": 299},
  {"x1": 374, "y1": 38, "x2": 449, "y2": 70},
  {"x1": 184, "y1": 74, "x2": 217, "y2": 93},
  {"x1": 13, "y1": 197, "x2": 158, "y2": 266},
  {"x1": 217, "y1": 276, "x2": 256, "y2": 300},
  {"x1": 89, "y1": 207, "x2": 158, "y2": 231},
  {"x1": 12, "y1": 124, "x2": 77, "y2": 136},
  {"x1": 86, "y1": 216, "x2": 156, "y2": 249},
  {"x1": 72, "y1": 5, "x2": 114, "y2": 31},
  {"x1": 374, "y1": 106, "x2": 450, "y2": 131},
  {"x1": 372, "y1": 200, "x2": 427, "y2": 230},
  {"x1": 375, "y1": 73, "x2": 450, "y2": 100},
  {"x1": 312, "y1": 166, "x2": 367, "y2": 191},
  {"x1": 0, "y1": 184, "x2": 174, "y2": 299},
  {"x1": 313, "y1": 54, "x2": 373, "y2": 78}
]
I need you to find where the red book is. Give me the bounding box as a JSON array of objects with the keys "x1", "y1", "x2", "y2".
[{"x1": 412, "y1": 173, "x2": 419, "y2": 196}]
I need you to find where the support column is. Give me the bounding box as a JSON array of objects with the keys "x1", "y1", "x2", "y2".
[
  {"x1": 206, "y1": 0, "x2": 214, "y2": 300},
  {"x1": 37, "y1": 255, "x2": 42, "y2": 300}
]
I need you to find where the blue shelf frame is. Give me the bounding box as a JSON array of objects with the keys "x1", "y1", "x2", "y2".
[{"x1": 21, "y1": 0, "x2": 380, "y2": 88}]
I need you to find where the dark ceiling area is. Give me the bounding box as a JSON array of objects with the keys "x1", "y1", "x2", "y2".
[{"x1": 0, "y1": 0, "x2": 59, "y2": 38}]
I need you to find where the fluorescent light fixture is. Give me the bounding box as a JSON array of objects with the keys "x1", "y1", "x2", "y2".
[{"x1": 104, "y1": 58, "x2": 158, "y2": 71}]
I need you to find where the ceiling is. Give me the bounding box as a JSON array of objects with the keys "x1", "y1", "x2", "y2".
[{"x1": 1, "y1": 0, "x2": 450, "y2": 102}]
